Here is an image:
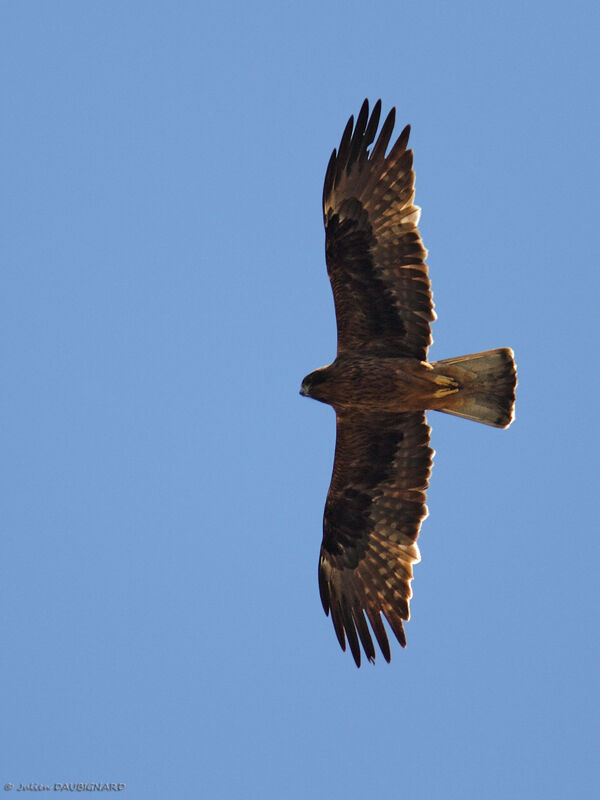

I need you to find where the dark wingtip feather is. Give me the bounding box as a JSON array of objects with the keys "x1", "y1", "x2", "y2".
[
  {"x1": 399, "y1": 123, "x2": 411, "y2": 149},
  {"x1": 341, "y1": 597, "x2": 362, "y2": 667},
  {"x1": 334, "y1": 114, "x2": 355, "y2": 186},
  {"x1": 366, "y1": 607, "x2": 391, "y2": 663},
  {"x1": 387, "y1": 124, "x2": 412, "y2": 164},
  {"x1": 346, "y1": 99, "x2": 370, "y2": 173},
  {"x1": 318, "y1": 561, "x2": 331, "y2": 614},
  {"x1": 370, "y1": 106, "x2": 396, "y2": 162},
  {"x1": 330, "y1": 598, "x2": 347, "y2": 653},
  {"x1": 384, "y1": 610, "x2": 407, "y2": 649},
  {"x1": 353, "y1": 606, "x2": 376, "y2": 664},
  {"x1": 356, "y1": 98, "x2": 370, "y2": 133},
  {"x1": 322, "y1": 148, "x2": 337, "y2": 208},
  {"x1": 362, "y1": 99, "x2": 381, "y2": 152}
]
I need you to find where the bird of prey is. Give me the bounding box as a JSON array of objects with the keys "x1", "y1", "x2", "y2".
[{"x1": 300, "y1": 99, "x2": 516, "y2": 666}]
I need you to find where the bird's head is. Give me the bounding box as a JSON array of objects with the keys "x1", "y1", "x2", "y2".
[{"x1": 300, "y1": 366, "x2": 332, "y2": 403}]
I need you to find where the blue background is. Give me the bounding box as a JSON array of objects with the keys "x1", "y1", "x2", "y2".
[{"x1": 2, "y1": 2, "x2": 599, "y2": 798}]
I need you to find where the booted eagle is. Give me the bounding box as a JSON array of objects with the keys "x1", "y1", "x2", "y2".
[{"x1": 300, "y1": 100, "x2": 516, "y2": 666}]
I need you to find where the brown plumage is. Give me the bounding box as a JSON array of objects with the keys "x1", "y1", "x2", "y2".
[{"x1": 300, "y1": 100, "x2": 517, "y2": 666}]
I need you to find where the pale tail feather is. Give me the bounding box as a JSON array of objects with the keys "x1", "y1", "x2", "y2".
[{"x1": 431, "y1": 348, "x2": 516, "y2": 428}]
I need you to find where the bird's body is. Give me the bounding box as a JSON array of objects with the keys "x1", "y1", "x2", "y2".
[
  {"x1": 301, "y1": 100, "x2": 516, "y2": 666},
  {"x1": 301, "y1": 355, "x2": 458, "y2": 412}
]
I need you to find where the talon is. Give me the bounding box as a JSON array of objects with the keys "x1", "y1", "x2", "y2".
[
  {"x1": 433, "y1": 384, "x2": 459, "y2": 399},
  {"x1": 433, "y1": 374, "x2": 457, "y2": 387}
]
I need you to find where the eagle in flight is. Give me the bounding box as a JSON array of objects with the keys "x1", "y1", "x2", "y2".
[{"x1": 300, "y1": 100, "x2": 516, "y2": 666}]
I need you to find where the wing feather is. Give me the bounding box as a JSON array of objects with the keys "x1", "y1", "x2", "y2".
[
  {"x1": 324, "y1": 100, "x2": 435, "y2": 360},
  {"x1": 360, "y1": 99, "x2": 381, "y2": 158},
  {"x1": 352, "y1": 604, "x2": 376, "y2": 664},
  {"x1": 347, "y1": 99, "x2": 370, "y2": 172},
  {"x1": 370, "y1": 107, "x2": 396, "y2": 164},
  {"x1": 319, "y1": 411, "x2": 433, "y2": 665},
  {"x1": 365, "y1": 600, "x2": 391, "y2": 662},
  {"x1": 334, "y1": 115, "x2": 355, "y2": 186}
]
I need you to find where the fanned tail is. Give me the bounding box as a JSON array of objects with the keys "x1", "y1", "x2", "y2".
[{"x1": 431, "y1": 348, "x2": 516, "y2": 428}]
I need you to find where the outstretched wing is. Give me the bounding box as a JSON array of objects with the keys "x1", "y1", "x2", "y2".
[
  {"x1": 324, "y1": 99, "x2": 435, "y2": 360},
  {"x1": 319, "y1": 411, "x2": 433, "y2": 666}
]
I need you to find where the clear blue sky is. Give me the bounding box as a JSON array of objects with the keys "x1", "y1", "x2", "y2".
[{"x1": 2, "y1": 2, "x2": 599, "y2": 798}]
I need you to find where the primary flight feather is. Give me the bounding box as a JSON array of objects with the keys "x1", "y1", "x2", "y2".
[{"x1": 300, "y1": 100, "x2": 516, "y2": 666}]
